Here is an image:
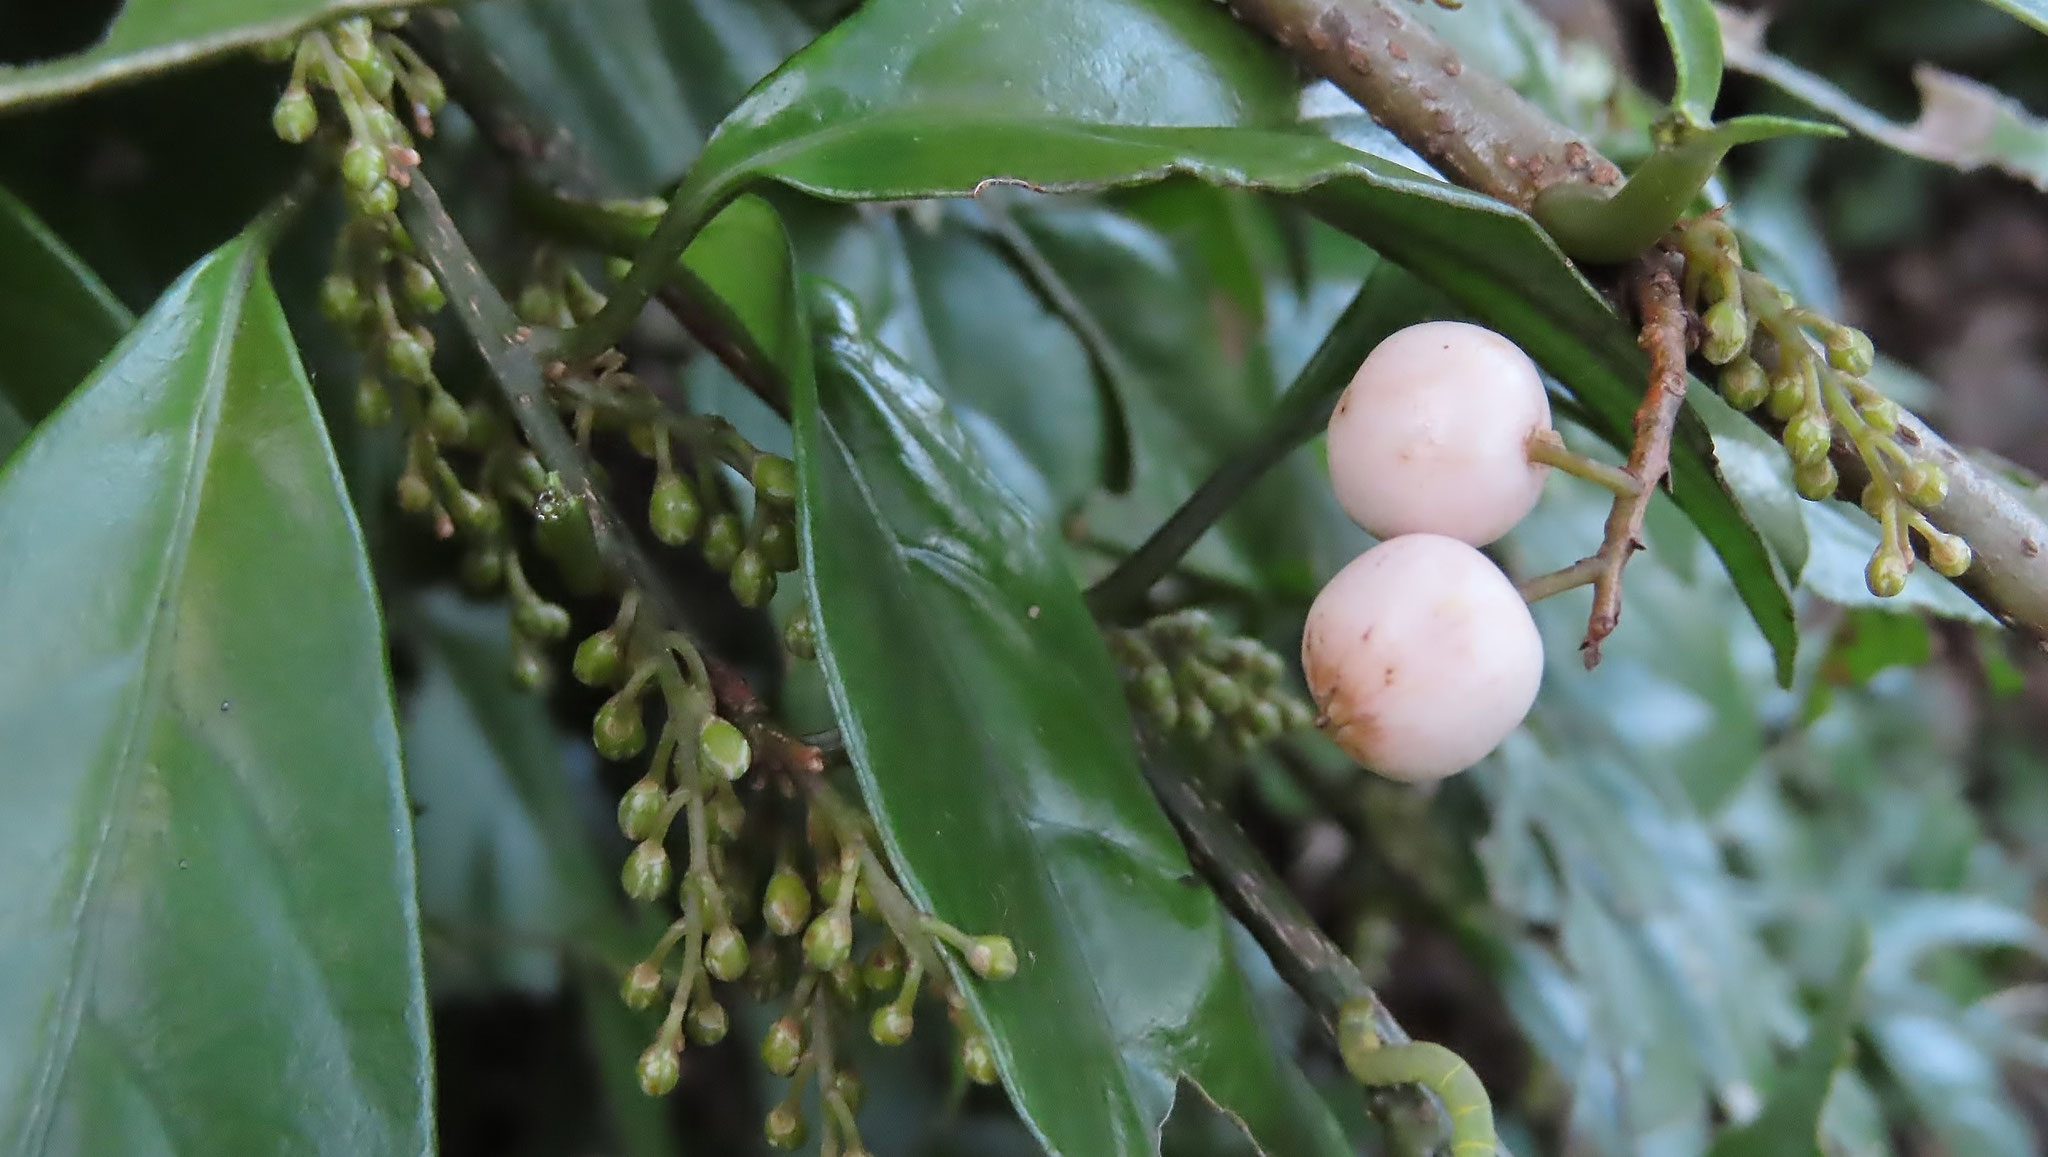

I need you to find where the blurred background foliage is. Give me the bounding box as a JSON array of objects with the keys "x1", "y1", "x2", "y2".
[{"x1": 5, "y1": 0, "x2": 2048, "y2": 1155}]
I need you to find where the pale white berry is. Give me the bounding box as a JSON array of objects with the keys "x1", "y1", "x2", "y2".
[
  {"x1": 1326, "y1": 320, "x2": 1551, "y2": 546},
  {"x1": 1301, "y1": 534, "x2": 1542, "y2": 782}
]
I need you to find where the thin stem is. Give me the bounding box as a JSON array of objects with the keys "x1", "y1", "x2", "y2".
[
  {"x1": 1516, "y1": 556, "x2": 1603, "y2": 604},
  {"x1": 1526, "y1": 430, "x2": 1642, "y2": 499}
]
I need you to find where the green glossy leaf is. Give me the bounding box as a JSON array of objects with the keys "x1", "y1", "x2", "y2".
[
  {"x1": 1655, "y1": 0, "x2": 1724, "y2": 125},
  {"x1": 0, "y1": 223, "x2": 432, "y2": 1154},
  {"x1": 796, "y1": 288, "x2": 1348, "y2": 1157},
  {"x1": 1702, "y1": 929, "x2": 1866, "y2": 1157},
  {"x1": 679, "y1": 0, "x2": 1797, "y2": 679},
  {"x1": 467, "y1": 0, "x2": 811, "y2": 193},
  {"x1": 0, "y1": 186, "x2": 130, "y2": 460},
  {"x1": 1973, "y1": 0, "x2": 2048, "y2": 34},
  {"x1": 0, "y1": 0, "x2": 416, "y2": 113}
]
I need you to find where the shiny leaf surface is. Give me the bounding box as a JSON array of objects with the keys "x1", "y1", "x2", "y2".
[
  {"x1": 1655, "y1": 0, "x2": 1726, "y2": 124},
  {"x1": 796, "y1": 288, "x2": 1349, "y2": 1157},
  {"x1": 0, "y1": 185, "x2": 130, "y2": 460},
  {"x1": 0, "y1": 225, "x2": 433, "y2": 1156}
]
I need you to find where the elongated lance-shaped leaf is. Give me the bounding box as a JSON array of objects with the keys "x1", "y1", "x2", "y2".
[
  {"x1": 1702, "y1": 928, "x2": 1869, "y2": 1157},
  {"x1": 1973, "y1": 0, "x2": 2048, "y2": 34},
  {"x1": 1655, "y1": 0, "x2": 1725, "y2": 125},
  {"x1": 0, "y1": 185, "x2": 130, "y2": 460},
  {"x1": 0, "y1": 0, "x2": 418, "y2": 113},
  {"x1": 0, "y1": 220, "x2": 434, "y2": 1156},
  {"x1": 795, "y1": 281, "x2": 1350, "y2": 1157}
]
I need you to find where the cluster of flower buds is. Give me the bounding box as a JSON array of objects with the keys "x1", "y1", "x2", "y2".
[
  {"x1": 264, "y1": 14, "x2": 442, "y2": 218},
  {"x1": 1109, "y1": 609, "x2": 1315, "y2": 753},
  {"x1": 1678, "y1": 214, "x2": 1971, "y2": 596}
]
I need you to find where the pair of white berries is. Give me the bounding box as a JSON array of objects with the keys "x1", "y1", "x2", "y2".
[{"x1": 1303, "y1": 322, "x2": 1553, "y2": 782}]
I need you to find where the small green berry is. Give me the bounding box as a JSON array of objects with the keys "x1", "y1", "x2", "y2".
[
  {"x1": 705, "y1": 923, "x2": 750, "y2": 982},
  {"x1": 272, "y1": 86, "x2": 318, "y2": 143},
  {"x1": 764, "y1": 1104, "x2": 806, "y2": 1150},
  {"x1": 320, "y1": 273, "x2": 365, "y2": 326},
  {"x1": 709, "y1": 789, "x2": 746, "y2": 842},
  {"x1": 425, "y1": 389, "x2": 469, "y2": 446},
  {"x1": 573, "y1": 630, "x2": 624, "y2": 687},
  {"x1": 762, "y1": 867, "x2": 812, "y2": 937},
  {"x1": 399, "y1": 258, "x2": 445, "y2": 313},
  {"x1": 1903, "y1": 461, "x2": 1948, "y2": 509},
  {"x1": 594, "y1": 691, "x2": 647, "y2": 761},
  {"x1": 802, "y1": 910, "x2": 854, "y2": 972},
  {"x1": 341, "y1": 140, "x2": 384, "y2": 191},
  {"x1": 514, "y1": 597, "x2": 571, "y2": 642},
  {"x1": 396, "y1": 468, "x2": 434, "y2": 514},
  {"x1": 752, "y1": 454, "x2": 798, "y2": 505},
  {"x1": 965, "y1": 935, "x2": 1018, "y2": 981},
  {"x1": 703, "y1": 514, "x2": 743, "y2": 571},
  {"x1": 687, "y1": 999, "x2": 729, "y2": 1046},
  {"x1": 620, "y1": 962, "x2": 662, "y2": 1011},
  {"x1": 783, "y1": 611, "x2": 817, "y2": 660},
  {"x1": 385, "y1": 329, "x2": 433, "y2": 385},
  {"x1": 1866, "y1": 551, "x2": 1909, "y2": 599},
  {"x1": 699, "y1": 712, "x2": 754, "y2": 782},
  {"x1": 1794, "y1": 458, "x2": 1838, "y2": 502},
  {"x1": 636, "y1": 1043, "x2": 680, "y2": 1097},
  {"x1": 1197, "y1": 670, "x2": 1244, "y2": 717},
  {"x1": 621, "y1": 840, "x2": 671, "y2": 901},
  {"x1": 1825, "y1": 326, "x2": 1875, "y2": 375},
  {"x1": 1700, "y1": 299, "x2": 1748, "y2": 365},
  {"x1": 730, "y1": 548, "x2": 775, "y2": 608},
  {"x1": 355, "y1": 178, "x2": 399, "y2": 217},
  {"x1": 616, "y1": 778, "x2": 666, "y2": 841},
  {"x1": 353, "y1": 377, "x2": 391, "y2": 426},
  {"x1": 1720, "y1": 355, "x2": 1769, "y2": 411},
  {"x1": 1245, "y1": 699, "x2": 1285, "y2": 741},
  {"x1": 870, "y1": 1003, "x2": 914, "y2": 1047},
  {"x1": 1783, "y1": 411, "x2": 1832, "y2": 468},
  {"x1": 826, "y1": 959, "x2": 862, "y2": 1005},
  {"x1": 650, "y1": 474, "x2": 701, "y2": 546},
  {"x1": 1137, "y1": 666, "x2": 1178, "y2": 729},
  {"x1": 862, "y1": 942, "x2": 905, "y2": 993},
  {"x1": 961, "y1": 1034, "x2": 999, "y2": 1085},
  {"x1": 1181, "y1": 694, "x2": 1214, "y2": 741},
  {"x1": 757, "y1": 518, "x2": 799, "y2": 573},
  {"x1": 1929, "y1": 533, "x2": 1972, "y2": 578},
  {"x1": 1859, "y1": 396, "x2": 1901, "y2": 434},
  {"x1": 761, "y1": 1016, "x2": 804, "y2": 1076},
  {"x1": 364, "y1": 103, "x2": 405, "y2": 145}
]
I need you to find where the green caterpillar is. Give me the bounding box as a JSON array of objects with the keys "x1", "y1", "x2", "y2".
[{"x1": 1338, "y1": 1000, "x2": 1496, "y2": 1157}]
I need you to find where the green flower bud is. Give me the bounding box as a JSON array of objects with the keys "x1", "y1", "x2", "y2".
[
  {"x1": 1700, "y1": 299, "x2": 1748, "y2": 365},
  {"x1": 832, "y1": 1068, "x2": 865, "y2": 1113},
  {"x1": 870, "y1": 1003, "x2": 914, "y2": 1047},
  {"x1": 460, "y1": 548, "x2": 503, "y2": 593},
  {"x1": 730, "y1": 548, "x2": 775, "y2": 608},
  {"x1": 616, "y1": 778, "x2": 666, "y2": 841},
  {"x1": 1866, "y1": 550, "x2": 1909, "y2": 598},
  {"x1": 1136, "y1": 665, "x2": 1178, "y2": 729},
  {"x1": 333, "y1": 18, "x2": 375, "y2": 61},
  {"x1": 1278, "y1": 695, "x2": 1315, "y2": 732},
  {"x1": 364, "y1": 103, "x2": 405, "y2": 145},
  {"x1": 703, "y1": 514, "x2": 743, "y2": 571},
  {"x1": 709, "y1": 789, "x2": 747, "y2": 843},
  {"x1": 396, "y1": 468, "x2": 435, "y2": 515},
  {"x1": 826, "y1": 959, "x2": 862, "y2": 1006},
  {"x1": 636, "y1": 1043, "x2": 680, "y2": 1097},
  {"x1": 649, "y1": 474, "x2": 700, "y2": 546},
  {"x1": 783, "y1": 610, "x2": 816, "y2": 660},
  {"x1": 620, "y1": 962, "x2": 662, "y2": 1011},
  {"x1": 1859, "y1": 483, "x2": 1889, "y2": 520},
  {"x1": 272, "y1": 86, "x2": 318, "y2": 143},
  {"x1": 573, "y1": 629, "x2": 623, "y2": 687},
  {"x1": 405, "y1": 70, "x2": 447, "y2": 115},
  {"x1": 594, "y1": 690, "x2": 647, "y2": 761},
  {"x1": 764, "y1": 1104, "x2": 806, "y2": 1150},
  {"x1": 1180, "y1": 693, "x2": 1214, "y2": 741},
  {"x1": 341, "y1": 140, "x2": 384, "y2": 191},
  {"x1": 705, "y1": 923, "x2": 750, "y2": 982},
  {"x1": 1156, "y1": 608, "x2": 1216, "y2": 646},
  {"x1": 961, "y1": 1034, "x2": 999, "y2": 1086},
  {"x1": 1720, "y1": 355, "x2": 1769, "y2": 411},
  {"x1": 863, "y1": 942, "x2": 905, "y2": 993},
  {"x1": 697, "y1": 716, "x2": 751, "y2": 783},
  {"x1": 385, "y1": 329, "x2": 433, "y2": 385},
  {"x1": 354, "y1": 377, "x2": 392, "y2": 426},
  {"x1": 621, "y1": 840, "x2": 671, "y2": 901},
  {"x1": 445, "y1": 488, "x2": 497, "y2": 538},
  {"x1": 761, "y1": 1016, "x2": 804, "y2": 1076},
  {"x1": 1859, "y1": 396, "x2": 1901, "y2": 434},
  {"x1": 516, "y1": 283, "x2": 564, "y2": 327},
  {"x1": 399, "y1": 258, "x2": 445, "y2": 313},
  {"x1": 1793, "y1": 458, "x2": 1838, "y2": 502},
  {"x1": 1766, "y1": 367, "x2": 1807, "y2": 421},
  {"x1": 425, "y1": 388, "x2": 469, "y2": 446},
  {"x1": 1825, "y1": 326, "x2": 1875, "y2": 375},
  {"x1": 762, "y1": 868, "x2": 812, "y2": 937},
  {"x1": 510, "y1": 640, "x2": 547, "y2": 692},
  {"x1": 255, "y1": 36, "x2": 298, "y2": 62},
  {"x1": 752, "y1": 454, "x2": 798, "y2": 505},
  {"x1": 1903, "y1": 461, "x2": 1948, "y2": 509},
  {"x1": 355, "y1": 178, "x2": 399, "y2": 217},
  {"x1": 1218, "y1": 638, "x2": 1284, "y2": 684},
  {"x1": 514, "y1": 597, "x2": 571, "y2": 642},
  {"x1": 965, "y1": 935, "x2": 1018, "y2": 981},
  {"x1": 802, "y1": 910, "x2": 854, "y2": 971},
  {"x1": 1197, "y1": 670, "x2": 1244, "y2": 717},
  {"x1": 1245, "y1": 699, "x2": 1285, "y2": 741},
  {"x1": 687, "y1": 999, "x2": 729, "y2": 1046},
  {"x1": 1783, "y1": 411, "x2": 1832, "y2": 468},
  {"x1": 1929, "y1": 532, "x2": 1972, "y2": 578},
  {"x1": 320, "y1": 273, "x2": 365, "y2": 326},
  {"x1": 757, "y1": 518, "x2": 799, "y2": 573}
]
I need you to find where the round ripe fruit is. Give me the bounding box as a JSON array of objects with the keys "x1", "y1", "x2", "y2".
[
  {"x1": 1301, "y1": 534, "x2": 1543, "y2": 782},
  {"x1": 1326, "y1": 321, "x2": 1551, "y2": 546}
]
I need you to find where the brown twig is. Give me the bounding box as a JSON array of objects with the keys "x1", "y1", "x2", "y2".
[
  {"x1": 704, "y1": 655, "x2": 824, "y2": 776},
  {"x1": 1514, "y1": 251, "x2": 1689, "y2": 665}
]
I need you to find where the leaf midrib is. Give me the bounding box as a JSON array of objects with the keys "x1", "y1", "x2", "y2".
[{"x1": 16, "y1": 242, "x2": 255, "y2": 1156}]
